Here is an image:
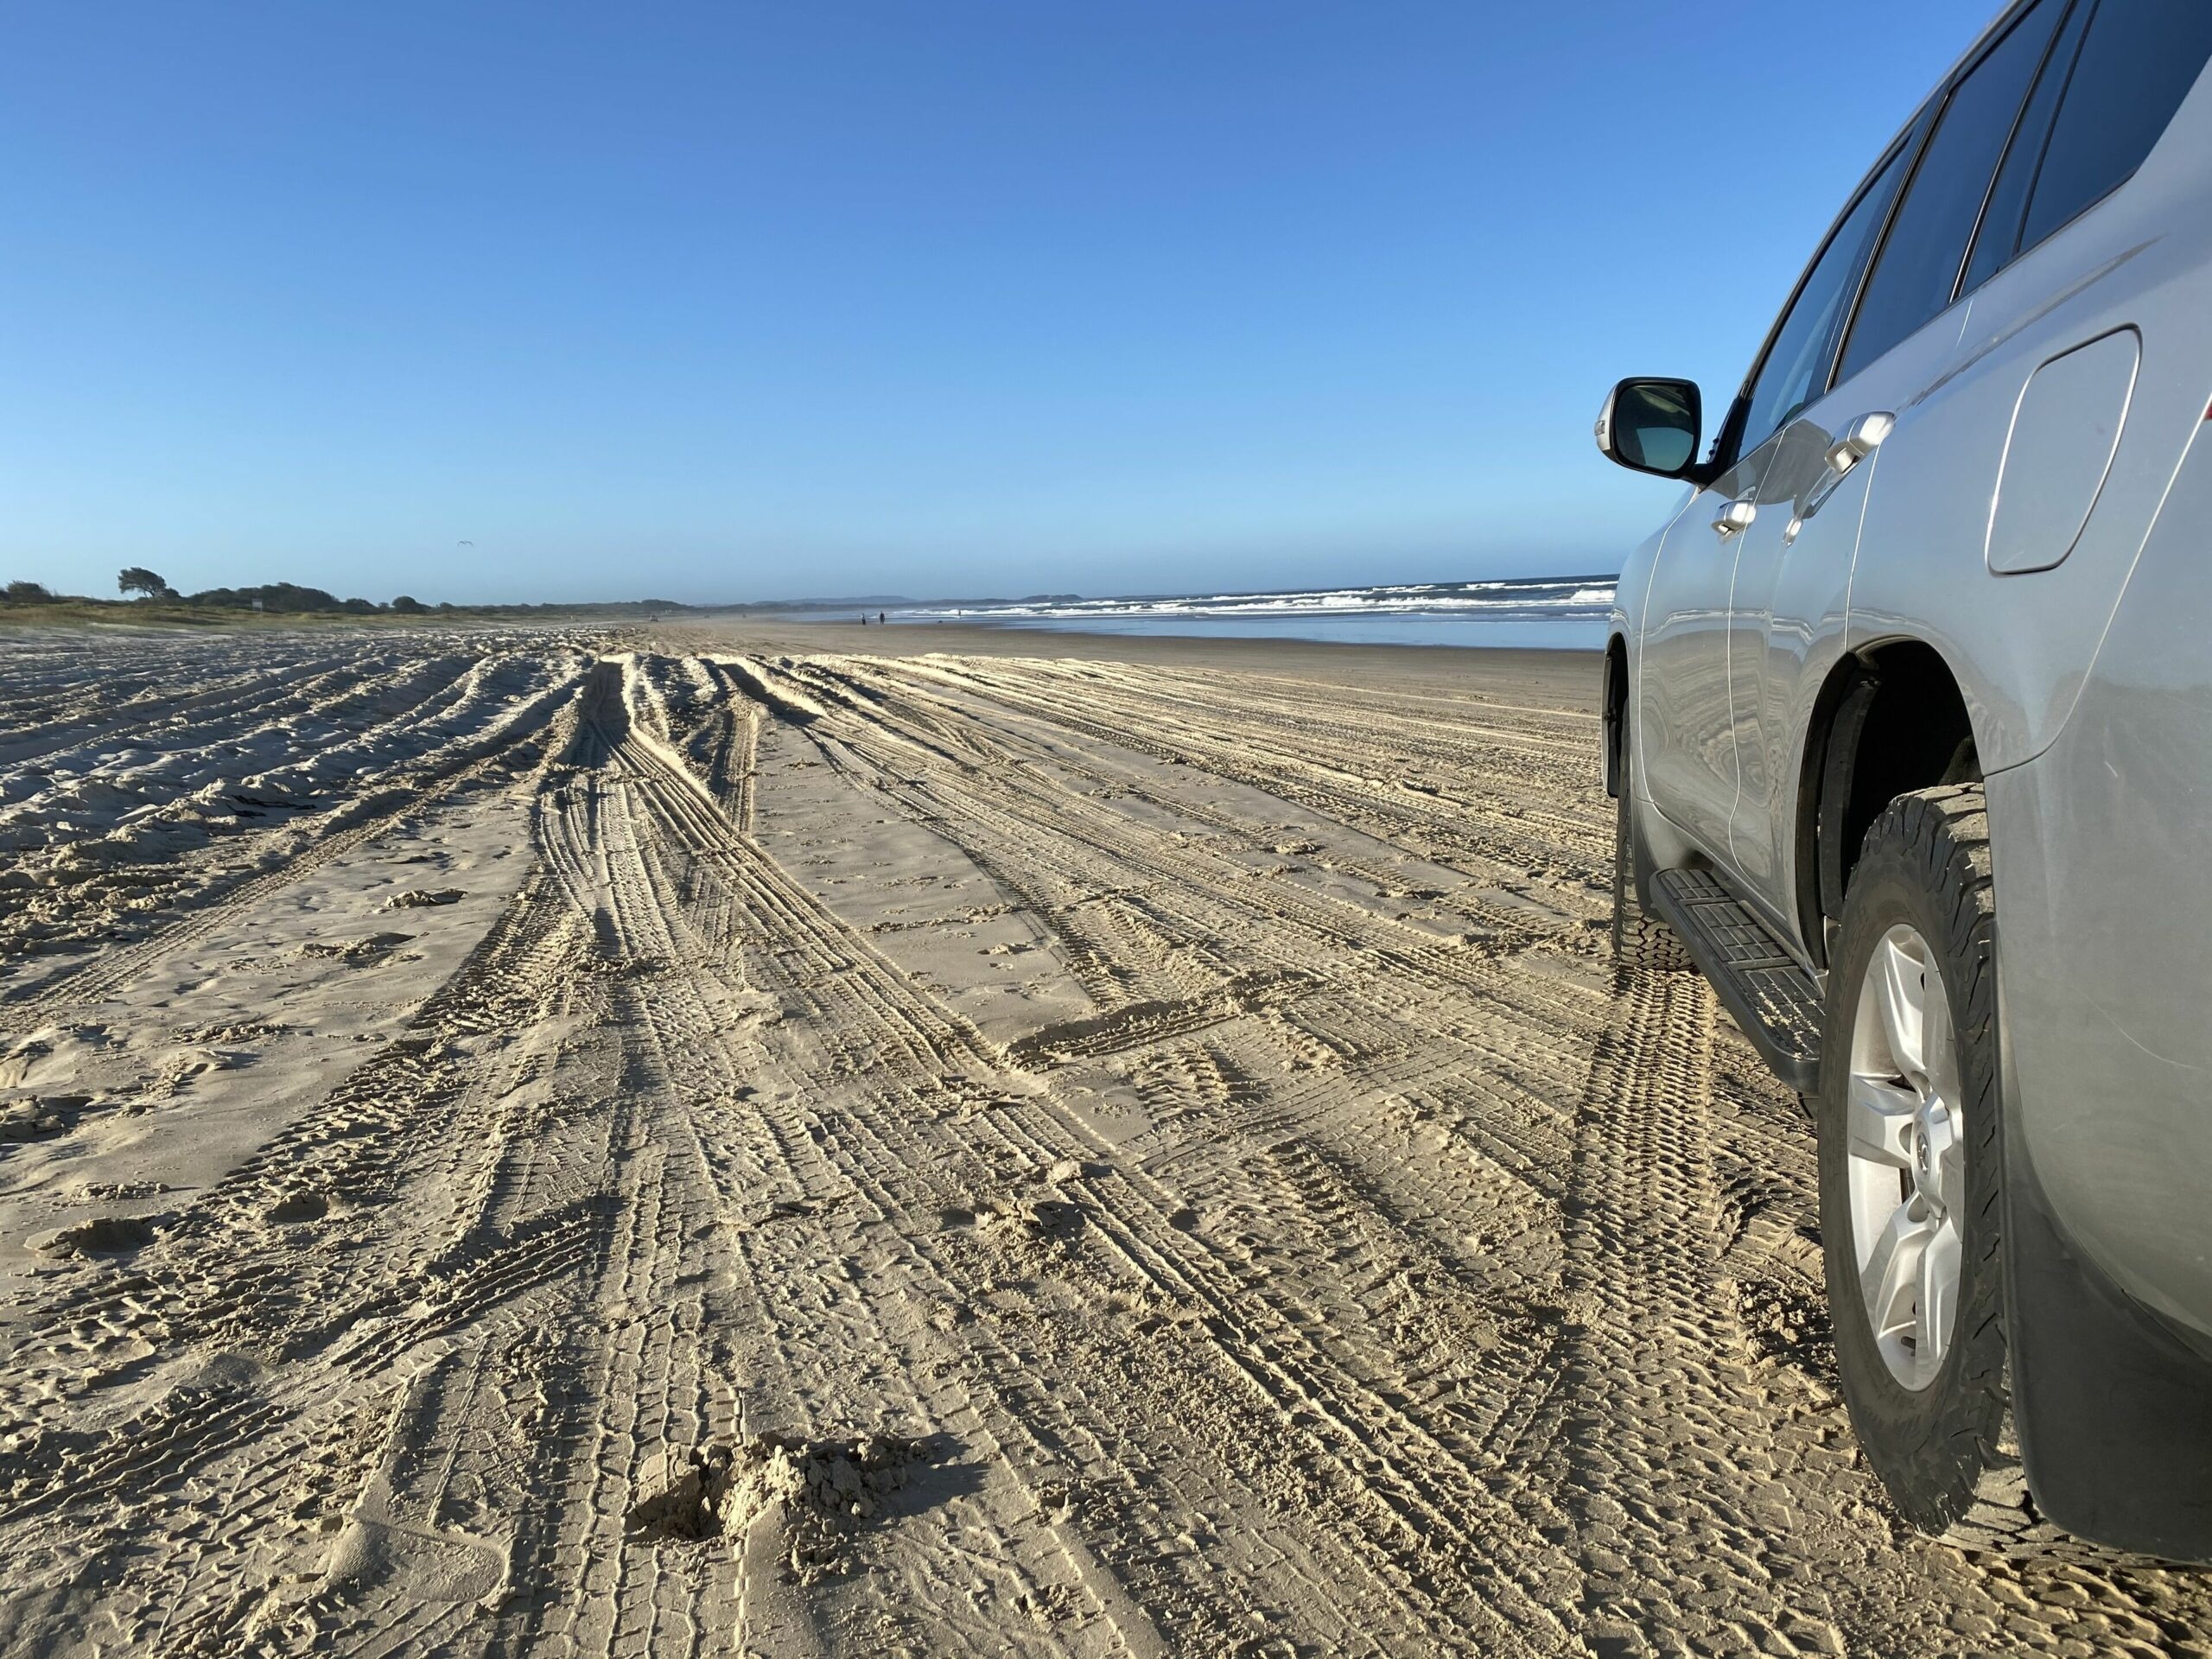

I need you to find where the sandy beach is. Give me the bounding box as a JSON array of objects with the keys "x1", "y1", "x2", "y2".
[{"x1": 2, "y1": 622, "x2": 2203, "y2": 1657}]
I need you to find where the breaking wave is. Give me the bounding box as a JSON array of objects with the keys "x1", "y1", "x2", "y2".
[
  {"x1": 893, "y1": 575, "x2": 1618, "y2": 647},
  {"x1": 907, "y1": 575, "x2": 1618, "y2": 624}
]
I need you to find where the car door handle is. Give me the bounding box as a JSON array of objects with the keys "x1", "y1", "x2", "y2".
[
  {"x1": 1799, "y1": 410, "x2": 1895, "y2": 524},
  {"x1": 1823, "y1": 411, "x2": 1894, "y2": 479},
  {"x1": 1712, "y1": 498, "x2": 1757, "y2": 539}
]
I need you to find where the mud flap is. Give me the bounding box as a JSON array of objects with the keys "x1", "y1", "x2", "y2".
[{"x1": 2005, "y1": 1121, "x2": 2212, "y2": 1560}]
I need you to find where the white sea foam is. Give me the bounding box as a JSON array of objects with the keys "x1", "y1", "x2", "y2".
[{"x1": 909, "y1": 575, "x2": 1618, "y2": 623}]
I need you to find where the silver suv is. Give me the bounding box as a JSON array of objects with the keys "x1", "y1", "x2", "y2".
[{"x1": 1598, "y1": 0, "x2": 2212, "y2": 1561}]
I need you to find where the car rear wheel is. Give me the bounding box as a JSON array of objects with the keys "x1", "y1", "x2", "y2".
[
  {"x1": 1818, "y1": 785, "x2": 2075, "y2": 1554},
  {"x1": 1611, "y1": 721, "x2": 1690, "y2": 973}
]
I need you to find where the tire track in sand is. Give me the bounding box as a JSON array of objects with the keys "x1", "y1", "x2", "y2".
[{"x1": 608, "y1": 661, "x2": 1592, "y2": 1656}]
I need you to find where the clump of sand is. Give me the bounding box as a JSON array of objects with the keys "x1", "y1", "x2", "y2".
[
  {"x1": 383, "y1": 888, "x2": 464, "y2": 911},
  {"x1": 1, "y1": 1093, "x2": 93, "y2": 1143},
  {"x1": 299, "y1": 931, "x2": 414, "y2": 963},
  {"x1": 32, "y1": 1213, "x2": 156, "y2": 1256},
  {"x1": 627, "y1": 1430, "x2": 938, "y2": 1582}
]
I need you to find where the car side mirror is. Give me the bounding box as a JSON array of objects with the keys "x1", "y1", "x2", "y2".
[{"x1": 1595, "y1": 378, "x2": 1703, "y2": 479}]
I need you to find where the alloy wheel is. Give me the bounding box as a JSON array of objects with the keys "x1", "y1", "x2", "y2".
[{"x1": 1844, "y1": 924, "x2": 1965, "y2": 1391}]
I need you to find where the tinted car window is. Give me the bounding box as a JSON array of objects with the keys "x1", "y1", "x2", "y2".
[
  {"x1": 2018, "y1": 0, "x2": 2212, "y2": 252},
  {"x1": 1960, "y1": 0, "x2": 2092, "y2": 294},
  {"x1": 1738, "y1": 144, "x2": 1910, "y2": 457},
  {"x1": 1835, "y1": 0, "x2": 2059, "y2": 383}
]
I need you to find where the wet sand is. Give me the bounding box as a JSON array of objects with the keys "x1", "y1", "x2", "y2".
[{"x1": 663, "y1": 613, "x2": 1604, "y2": 699}]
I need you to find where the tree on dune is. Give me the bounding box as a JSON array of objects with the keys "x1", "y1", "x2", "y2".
[{"x1": 118, "y1": 567, "x2": 173, "y2": 599}]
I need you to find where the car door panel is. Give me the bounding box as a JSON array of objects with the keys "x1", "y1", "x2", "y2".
[
  {"x1": 1846, "y1": 15, "x2": 2212, "y2": 767},
  {"x1": 1727, "y1": 308, "x2": 1967, "y2": 927},
  {"x1": 1628, "y1": 103, "x2": 1924, "y2": 881},
  {"x1": 1847, "y1": 191, "x2": 2212, "y2": 773},
  {"x1": 1634, "y1": 452, "x2": 1764, "y2": 868},
  {"x1": 1721, "y1": 0, "x2": 2074, "y2": 930},
  {"x1": 1720, "y1": 418, "x2": 1868, "y2": 931}
]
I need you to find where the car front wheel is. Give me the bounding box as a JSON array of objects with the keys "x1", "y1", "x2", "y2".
[{"x1": 1818, "y1": 785, "x2": 2070, "y2": 1554}]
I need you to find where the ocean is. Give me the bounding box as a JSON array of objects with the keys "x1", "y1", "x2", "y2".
[{"x1": 893, "y1": 574, "x2": 1617, "y2": 650}]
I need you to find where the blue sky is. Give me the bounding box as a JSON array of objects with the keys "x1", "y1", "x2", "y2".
[{"x1": 2, "y1": 1, "x2": 1992, "y2": 605}]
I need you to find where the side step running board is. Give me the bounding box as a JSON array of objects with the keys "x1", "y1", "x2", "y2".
[{"x1": 1649, "y1": 869, "x2": 1824, "y2": 1094}]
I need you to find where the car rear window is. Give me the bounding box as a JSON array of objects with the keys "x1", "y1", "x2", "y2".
[
  {"x1": 1835, "y1": 0, "x2": 2060, "y2": 384},
  {"x1": 1959, "y1": 0, "x2": 2094, "y2": 296},
  {"x1": 2015, "y1": 0, "x2": 2212, "y2": 253}
]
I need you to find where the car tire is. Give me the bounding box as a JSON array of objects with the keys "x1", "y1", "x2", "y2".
[
  {"x1": 1818, "y1": 785, "x2": 2081, "y2": 1556},
  {"x1": 1611, "y1": 723, "x2": 1690, "y2": 973}
]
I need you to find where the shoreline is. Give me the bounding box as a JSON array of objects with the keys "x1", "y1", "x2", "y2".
[{"x1": 647, "y1": 613, "x2": 1605, "y2": 703}]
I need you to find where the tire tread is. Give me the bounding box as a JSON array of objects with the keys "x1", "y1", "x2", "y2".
[{"x1": 1854, "y1": 787, "x2": 2152, "y2": 1564}]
